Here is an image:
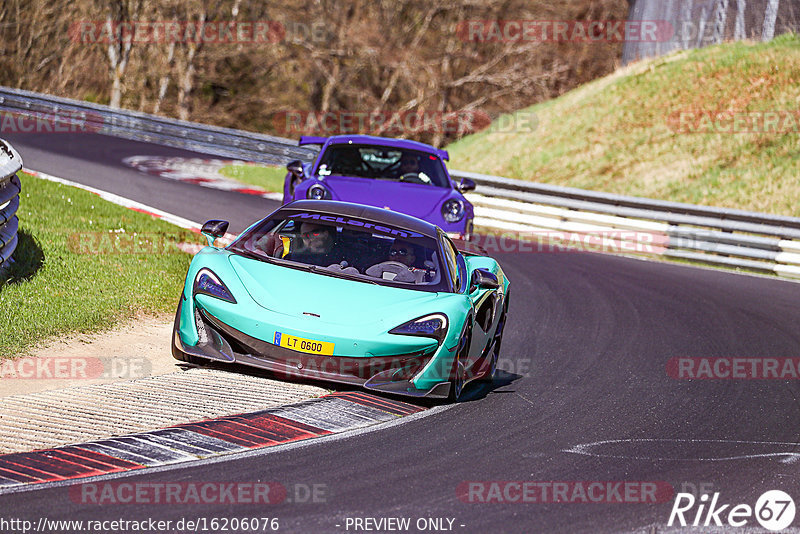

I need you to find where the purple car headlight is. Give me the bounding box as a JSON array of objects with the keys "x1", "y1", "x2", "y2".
[
  {"x1": 193, "y1": 268, "x2": 236, "y2": 303},
  {"x1": 390, "y1": 314, "x2": 448, "y2": 344},
  {"x1": 442, "y1": 199, "x2": 465, "y2": 223},
  {"x1": 307, "y1": 183, "x2": 330, "y2": 200}
]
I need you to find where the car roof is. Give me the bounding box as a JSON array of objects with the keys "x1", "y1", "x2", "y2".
[
  {"x1": 300, "y1": 134, "x2": 449, "y2": 161},
  {"x1": 275, "y1": 200, "x2": 440, "y2": 239}
]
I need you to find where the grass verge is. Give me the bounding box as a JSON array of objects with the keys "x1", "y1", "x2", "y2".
[
  {"x1": 447, "y1": 34, "x2": 800, "y2": 217},
  {"x1": 219, "y1": 164, "x2": 286, "y2": 193},
  {"x1": 0, "y1": 173, "x2": 202, "y2": 358}
]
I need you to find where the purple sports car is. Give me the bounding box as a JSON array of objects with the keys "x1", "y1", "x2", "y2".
[{"x1": 283, "y1": 135, "x2": 476, "y2": 238}]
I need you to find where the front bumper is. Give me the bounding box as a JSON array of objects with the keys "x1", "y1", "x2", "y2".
[
  {"x1": 173, "y1": 302, "x2": 451, "y2": 399},
  {"x1": 444, "y1": 218, "x2": 473, "y2": 241}
]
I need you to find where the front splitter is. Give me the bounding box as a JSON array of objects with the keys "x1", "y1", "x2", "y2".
[{"x1": 175, "y1": 307, "x2": 451, "y2": 399}]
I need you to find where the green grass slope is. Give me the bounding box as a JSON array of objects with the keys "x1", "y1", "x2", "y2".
[
  {"x1": 219, "y1": 164, "x2": 285, "y2": 193},
  {"x1": 447, "y1": 34, "x2": 800, "y2": 216}
]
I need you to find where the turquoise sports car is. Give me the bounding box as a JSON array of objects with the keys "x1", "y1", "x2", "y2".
[{"x1": 172, "y1": 201, "x2": 510, "y2": 401}]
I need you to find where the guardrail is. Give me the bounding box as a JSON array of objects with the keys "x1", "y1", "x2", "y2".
[
  {"x1": 3, "y1": 86, "x2": 800, "y2": 278},
  {"x1": 0, "y1": 87, "x2": 316, "y2": 164},
  {"x1": 452, "y1": 170, "x2": 800, "y2": 278},
  {"x1": 0, "y1": 139, "x2": 22, "y2": 271}
]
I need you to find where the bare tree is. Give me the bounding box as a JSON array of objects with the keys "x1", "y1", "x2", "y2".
[
  {"x1": 104, "y1": 0, "x2": 143, "y2": 108},
  {"x1": 0, "y1": 0, "x2": 629, "y2": 143}
]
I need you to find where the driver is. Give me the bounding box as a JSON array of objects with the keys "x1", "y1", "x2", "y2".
[
  {"x1": 386, "y1": 240, "x2": 434, "y2": 282},
  {"x1": 399, "y1": 154, "x2": 420, "y2": 176},
  {"x1": 388, "y1": 241, "x2": 417, "y2": 267},
  {"x1": 397, "y1": 153, "x2": 432, "y2": 184},
  {"x1": 299, "y1": 222, "x2": 334, "y2": 254},
  {"x1": 290, "y1": 222, "x2": 344, "y2": 265},
  {"x1": 257, "y1": 222, "x2": 345, "y2": 267}
]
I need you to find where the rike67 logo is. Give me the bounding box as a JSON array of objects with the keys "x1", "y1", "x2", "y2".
[{"x1": 668, "y1": 490, "x2": 795, "y2": 531}]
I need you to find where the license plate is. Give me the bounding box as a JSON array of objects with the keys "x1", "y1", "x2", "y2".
[{"x1": 273, "y1": 332, "x2": 334, "y2": 356}]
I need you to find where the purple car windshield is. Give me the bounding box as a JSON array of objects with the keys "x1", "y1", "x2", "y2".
[
  {"x1": 314, "y1": 144, "x2": 450, "y2": 188},
  {"x1": 229, "y1": 213, "x2": 449, "y2": 292}
]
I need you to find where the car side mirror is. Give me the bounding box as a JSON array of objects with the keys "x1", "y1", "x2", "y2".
[
  {"x1": 201, "y1": 220, "x2": 229, "y2": 247},
  {"x1": 459, "y1": 178, "x2": 476, "y2": 193},
  {"x1": 471, "y1": 268, "x2": 499, "y2": 290},
  {"x1": 287, "y1": 160, "x2": 304, "y2": 178}
]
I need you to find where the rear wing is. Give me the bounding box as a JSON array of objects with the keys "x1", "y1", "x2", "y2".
[
  {"x1": 299, "y1": 135, "x2": 447, "y2": 160},
  {"x1": 298, "y1": 136, "x2": 328, "y2": 146}
]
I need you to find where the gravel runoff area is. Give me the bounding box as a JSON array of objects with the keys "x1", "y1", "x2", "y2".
[
  {"x1": 0, "y1": 316, "x2": 328, "y2": 454},
  {"x1": 0, "y1": 367, "x2": 328, "y2": 454}
]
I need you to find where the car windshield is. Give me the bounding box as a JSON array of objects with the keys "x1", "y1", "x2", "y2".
[
  {"x1": 314, "y1": 144, "x2": 450, "y2": 188},
  {"x1": 228, "y1": 212, "x2": 449, "y2": 292}
]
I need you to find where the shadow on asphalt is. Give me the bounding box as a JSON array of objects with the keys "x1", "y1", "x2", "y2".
[
  {"x1": 458, "y1": 368, "x2": 524, "y2": 403},
  {"x1": 176, "y1": 359, "x2": 525, "y2": 409}
]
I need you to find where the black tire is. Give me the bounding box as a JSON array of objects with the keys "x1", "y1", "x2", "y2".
[
  {"x1": 479, "y1": 294, "x2": 509, "y2": 384},
  {"x1": 448, "y1": 326, "x2": 471, "y2": 402}
]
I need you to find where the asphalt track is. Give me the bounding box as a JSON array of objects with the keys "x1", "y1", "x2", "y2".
[{"x1": 4, "y1": 131, "x2": 800, "y2": 533}]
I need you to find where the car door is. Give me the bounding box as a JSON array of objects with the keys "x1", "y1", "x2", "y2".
[{"x1": 441, "y1": 236, "x2": 494, "y2": 372}]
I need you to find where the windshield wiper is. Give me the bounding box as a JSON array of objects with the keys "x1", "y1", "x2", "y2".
[
  {"x1": 308, "y1": 265, "x2": 379, "y2": 285},
  {"x1": 230, "y1": 247, "x2": 272, "y2": 262}
]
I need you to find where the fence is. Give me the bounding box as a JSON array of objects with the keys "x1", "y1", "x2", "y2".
[
  {"x1": 3, "y1": 86, "x2": 800, "y2": 278},
  {"x1": 624, "y1": 0, "x2": 799, "y2": 63},
  {"x1": 0, "y1": 139, "x2": 22, "y2": 271}
]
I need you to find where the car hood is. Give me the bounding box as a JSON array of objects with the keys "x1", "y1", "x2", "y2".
[
  {"x1": 228, "y1": 255, "x2": 444, "y2": 328},
  {"x1": 321, "y1": 176, "x2": 454, "y2": 219}
]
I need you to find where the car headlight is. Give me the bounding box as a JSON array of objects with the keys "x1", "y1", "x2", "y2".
[
  {"x1": 307, "y1": 183, "x2": 329, "y2": 200},
  {"x1": 193, "y1": 268, "x2": 237, "y2": 303},
  {"x1": 389, "y1": 314, "x2": 448, "y2": 344},
  {"x1": 441, "y1": 199, "x2": 465, "y2": 223}
]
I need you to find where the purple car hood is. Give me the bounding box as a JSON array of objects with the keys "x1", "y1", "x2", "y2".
[{"x1": 322, "y1": 176, "x2": 453, "y2": 219}]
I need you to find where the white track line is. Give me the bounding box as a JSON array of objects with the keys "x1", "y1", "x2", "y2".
[
  {"x1": 23, "y1": 167, "x2": 238, "y2": 244},
  {"x1": 23, "y1": 167, "x2": 203, "y2": 231}
]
